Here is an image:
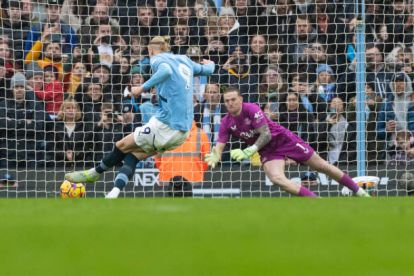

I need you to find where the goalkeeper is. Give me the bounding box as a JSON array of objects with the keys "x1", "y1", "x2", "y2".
[
  {"x1": 65, "y1": 36, "x2": 215, "y2": 198},
  {"x1": 205, "y1": 87, "x2": 370, "y2": 197}
]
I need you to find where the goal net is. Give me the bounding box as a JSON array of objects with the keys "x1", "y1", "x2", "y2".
[{"x1": 0, "y1": 0, "x2": 414, "y2": 198}]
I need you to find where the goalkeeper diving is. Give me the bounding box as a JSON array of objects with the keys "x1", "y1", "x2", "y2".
[
  {"x1": 65, "y1": 36, "x2": 215, "y2": 198},
  {"x1": 205, "y1": 87, "x2": 370, "y2": 197}
]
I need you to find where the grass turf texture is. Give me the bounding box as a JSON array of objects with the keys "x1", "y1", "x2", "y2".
[{"x1": 0, "y1": 198, "x2": 413, "y2": 276}]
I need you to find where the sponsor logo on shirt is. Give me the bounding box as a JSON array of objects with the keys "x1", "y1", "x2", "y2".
[{"x1": 240, "y1": 130, "x2": 256, "y2": 139}]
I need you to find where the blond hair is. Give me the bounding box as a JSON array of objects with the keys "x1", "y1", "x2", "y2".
[
  {"x1": 148, "y1": 36, "x2": 171, "y2": 52},
  {"x1": 57, "y1": 98, "x2": 82, "y2": 122}
]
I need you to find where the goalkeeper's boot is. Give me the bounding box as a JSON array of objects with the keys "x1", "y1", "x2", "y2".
[
  {"x1": 65, "y1": 170, "x2": 100, "y2": 183},
  {"x1": 356, "y1": 188, "x2": 371, "y2": 198}
]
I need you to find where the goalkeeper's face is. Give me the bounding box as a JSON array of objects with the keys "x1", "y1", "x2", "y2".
[{"x1": 223, "y1": 91, "x2": 243, "y2": 116}]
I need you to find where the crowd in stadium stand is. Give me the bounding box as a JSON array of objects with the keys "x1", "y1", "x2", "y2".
[{"x1": 0, "y1": 0, "x2": 414, "y2": 170}]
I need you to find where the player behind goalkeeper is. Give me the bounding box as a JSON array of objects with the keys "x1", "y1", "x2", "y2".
[
  {"x1": 205, "y1": 87, "x2": 370, "y2": 197},
  {"x1": 65, "y1": 36, "x2": 215, "y2": 198}
]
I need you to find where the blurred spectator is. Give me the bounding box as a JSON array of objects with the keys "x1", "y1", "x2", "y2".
[
  {"x1": 290, "y1": 73, "x2": 328, "y2": 122},
  {"x1": 46, "y1": 98, "x2": 93, "y2": 169},
  {"x1": 249, "y1": 34, "x2": 267, "y2": 76},
  {"x1": 346, "y1": 82, "x2": 384, "y2": 164},
  {"x1": 93, "y1": 102, "x2": 125, "y2": 161},
  {"x1": 187, "y1": 46, "x2": 207, "y2": 102},
  {"x1": 278, "y1": 91, "x2": 316, "y2": 146},
  {"x1": 24, "y1": 0, "x2": 78, "y2": 57},
  {"x1": 325, "y1": 97, "x2": 350, "y2": 164},
  {"x1": 203, "y1": 21, "x2": 227, "y2": 66},
  {"x1": 61, "y1": 0, "x2": 89, "y2": 32},
  {"x1": 232, "y1": 0, "x2": 260, "y2": 36},
  {"x1": 75, "y1": 79, "x2": 104, "y2": 122},
  {"x1": 0, "y1": 0, "x2": 32, "y2": 70},
  {"x1": 377, "y1": 72, "x2": 414, "y2": 147},
  {"x1": 218, "y1": 7, "x2": 248, "y2": 55},
  {"x1": 0, "y1": 73, "x2": 47, "y2": 168},
  {"x1": 259, "y1": 65, "x2": 287, "y2": 113},
  {"x1": 258, "y1": 0, "x2": 296, "y2": 43},
  {"x1": 310, "y1": 64, "x2": 336, "y2": 103},
  {"x1": 265, "y1": 42, "x2": 286, "y2": 71},
  {"x1": 0, "y1": 42, "x2": 13, "y2": 78},
  {"x1": 338, "y1": 43, "x2": 391, "y2": 103},
  {"x1": 34, "y1": 65, "x2": 64, "y2": 119},
  {"x1": 129, "y1": 36, "x2": 150, "y2": 72},
  {"x1": 125, "y1": 4, "x2": 166, "y2": 38},
  {"x1": 375, "y1": 23, "x2": 395, "y2": 54},
  {"x1": 384, "y1": 0, "x2": 414, "y2": 46},
  {"x1": 388, "y1": 130, "x2": 414, "y2": 167},
  {"x1": 287, "y1": 14, "x2": 318, "y2": 72},
  {"x1": 300, "y1": 42, "x2": 336, "y2": 82},
  {"x1": 313, "y1": 0, "x2": 347, "y2": 74},
  {"x1": 24, "y1": 32, "x2": 65, "y2": 81},
  {"x1": 84, "y1": 4, "x2": 119, "y2": 30},
  {"x1": 213, "y1": 47, "x2": 259, "y2": 103},
  {"x1": 199, "y1": 83, "x2": 222, "y2": 143},
  {"x1": 66, "y1": 62, "x2": 90, "y2": 96},
  {"x1": 0, "y1": 58, "x2": 10, "y2": 99},
  {"x1": 91, "y1": 64, "x2": 122, "y2": 109},
  {"x1": 26, "y1": 62, "x2": 44, "y2": 92},
  {"x1": 171, "y1": 19, "x2": 191, "y2": 55}
]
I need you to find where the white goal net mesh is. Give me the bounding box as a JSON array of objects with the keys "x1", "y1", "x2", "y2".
[{"x1": 0, "y1": 0, "x2": 414, "y2": 197}]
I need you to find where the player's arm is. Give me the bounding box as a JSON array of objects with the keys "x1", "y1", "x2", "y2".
[
  {"x1": 131, "y1": 63, "x2": 172, "y2": 97},
  {"x1": 230, "y1": 125, "x2": 271, "y2": 162},
  {"x1": 191, "y1": 59, "x2": 215, "y2": 77}
]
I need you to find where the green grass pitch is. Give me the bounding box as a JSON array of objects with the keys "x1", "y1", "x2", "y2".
[{"x1": 0, "y1": 198, "x2": 413, "y2": 276}]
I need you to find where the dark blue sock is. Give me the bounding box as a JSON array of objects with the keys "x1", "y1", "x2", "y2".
[
  {"x1": 114, "y1": 154, "x2": 139, "y2": 190},
  {"x1": 96, "y1": 146, "x2": 126, "y2": 174}
]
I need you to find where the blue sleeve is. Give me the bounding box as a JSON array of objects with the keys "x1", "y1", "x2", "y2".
[
  {"x1": 408, "y1": 106, "x2": 414, "y2": 134},
  {"x1": 191, "y1": 60, "x2": 215, "y2": 77},
  {"x1": 142, "y1": 63, "x2": 172, "y2": 91}
]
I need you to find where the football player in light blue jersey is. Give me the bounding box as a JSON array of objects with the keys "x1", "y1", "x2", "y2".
[{"x1": 66, "y1": 36, "x2": 215, "y2": 198}]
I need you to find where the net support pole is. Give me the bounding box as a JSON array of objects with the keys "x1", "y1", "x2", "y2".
[{"x1": 356, "y1": 1, "x2": 366, "y2": 176}]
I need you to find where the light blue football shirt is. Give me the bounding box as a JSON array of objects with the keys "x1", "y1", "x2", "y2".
[{"x1": 142, "y1": 52, "x2": 215, "y2": 131}]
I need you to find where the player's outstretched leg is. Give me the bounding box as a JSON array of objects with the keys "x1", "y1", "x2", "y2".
[
  {"x1": 303, "y1": 153, "x2": 370, "y2": 197},
  {"x1": 106, "y1": 154, "x2": 140, "y2": 199},
  {"x1": 65, "y1": 133, "x2": 136, "y2": 183},
  {"x1": 263, "y1": 160, "x2": 317, "y2": 197}
]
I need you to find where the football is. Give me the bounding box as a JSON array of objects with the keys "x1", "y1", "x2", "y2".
[{"x1": 60, "y1": 180, "x2": 86, "y2": 198}]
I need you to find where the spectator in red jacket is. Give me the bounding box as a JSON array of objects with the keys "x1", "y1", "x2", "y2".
[{"x1": 34, "y1": 65, "x2": 63, "y2": 119}]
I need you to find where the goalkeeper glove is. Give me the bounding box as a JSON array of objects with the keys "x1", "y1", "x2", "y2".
[
  {"x1": 205, "y1": 148, "x2": 220, "y2": 169},
  {"x1": 230, "y1": 145, "x2": 258, "y2": 162}
]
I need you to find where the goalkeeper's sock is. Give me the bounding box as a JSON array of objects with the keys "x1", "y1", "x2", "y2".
[
  {"x1": 298, "y1": 186, "x2": 317, "y2": 197},
  {"x1": 96, "y1": 146, "x2": 126, "y2": 174},
  {"x1": 338, "y1": 174, "x2": 359, "y2": 193},
  {"x1": 114, "y1": 154, "x2": 140, "y2": 190}
]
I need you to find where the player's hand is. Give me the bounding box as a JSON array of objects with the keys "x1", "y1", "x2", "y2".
[
  {"x1": 231, "y1": 146, "x2": 258, "y2": 162},
  {"x1": 205, "y1": 148, "x2": 220, "y2": 169},
  {"x1": 131, "y1": 86, "x2": 144, "y2": 97}
]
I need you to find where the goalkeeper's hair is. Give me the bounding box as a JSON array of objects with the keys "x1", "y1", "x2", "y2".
[{"x1": 223, "y1": 86, "x2": 241, "y2": 95}]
